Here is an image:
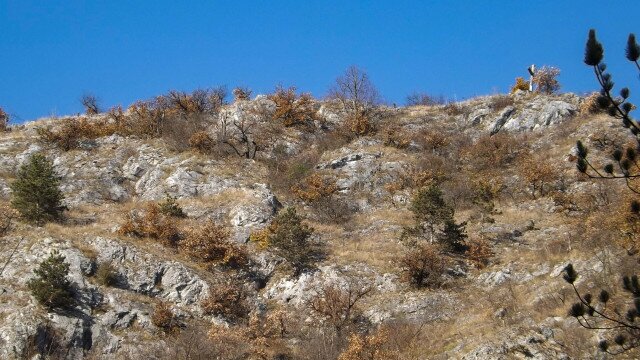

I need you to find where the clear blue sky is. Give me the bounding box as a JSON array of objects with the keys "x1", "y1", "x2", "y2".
[{"x1": 1, "y1": 1, "x2": 639, "y2": 122}]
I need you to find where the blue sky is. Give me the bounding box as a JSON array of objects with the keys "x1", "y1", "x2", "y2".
[{"x1": 1, "y1": 1, "x2": 639, "y2": 122}]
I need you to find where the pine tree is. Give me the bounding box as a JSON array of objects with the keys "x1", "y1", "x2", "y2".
[
  {"x1": 564, "y1": 29, "x2": 640, "y2": 356},
  {"x1": 439, "y1": 219, "x2": 468, "y2": 253},
  {"x1": 410, "y1": 184, "x2": 454, "y2": 241},
  {"x1": 10, "y1": 153, "x2": 65, "y2": 224},
  {"x1": 27, "y1": 250, "x2": 74, "y2": 310},
  {"x1": 264, "y1": 207, "x2": 317, "y2": 275}
]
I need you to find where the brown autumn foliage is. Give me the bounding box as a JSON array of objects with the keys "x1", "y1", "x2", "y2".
[
  {"x1": 269, "y1": 86, "x2": 317, "y2": 126},
  {"x1": 329, "y1": 66, "x2": 380, "y2": 136},
  {"x1": 201, "y1": 281, "x2": 249, "y2": 322},
  {"x1": 232, "y1": 87, "x2": 252, "y2": 101},
  {"x1": 179, "y1": 222, "x2": 248, "y2": 268},
  {"x1": 579, "y1": 92, "x2": 602, "y2": 115},
  {"x1": 400, "y1": 244, "x2": 449, "y2": 288},
  {"x1": 207, "y1": 310, "x2": 291, "y2": 359},
  {"x1": 381, "y1": 124, "x2": 411, "y2": 149},
  {"x1": 118, "y1": 203, "x2": 182, "y2": 246},
  {"x1": 308, "y1": 280, "x2": 373, "y2": 333},
  {"x1": 511, "y1": 77, "x2": 530, "y2": 93},
  {"x1": 292, "y1": 173, "x2": 338, "y2": 202},
  {"x1": 532, "y1": 66, "x2": 561, "y2": 94},
  {"x1": 465, "y1": 237, "x2": 494, "y2": 269},
  {"x1": 151, "y1": 302, "x2": 180, "y2": 333},
  {"x1": 188, "y1": 131, "x2": 215, "y2": 154},
  {"x1": 338, "y1": 328, "x2": 398, "y2": 360},
  {"x1": 461, "y1": 132, "x2": 525, "y2": 171},
  {"x1": 518, "y1": 154, "x2": 558, "y2": 199}
]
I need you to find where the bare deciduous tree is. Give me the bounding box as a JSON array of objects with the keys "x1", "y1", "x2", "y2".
[
  {"x1": 328, "y1": 66, "x2": 381, "y2": 135},
  {"x1": 80, "y1": 93, "x2": 100, "y2": 115}
]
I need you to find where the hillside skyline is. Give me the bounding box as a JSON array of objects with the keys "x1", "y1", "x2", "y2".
[{"x1": 1, "y1": 0, "x2": 639, "y2": 121}]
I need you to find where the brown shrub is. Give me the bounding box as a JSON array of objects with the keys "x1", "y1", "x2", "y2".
[
  {"x1": 338, "y1": 328, "x2": 398, "y2": 360},
  {"x1": 510, "y1": 77, "x2": 530, "y2": 93},
  {"x1": 188, "y1": 131, "x2": 215, "y2": 154},
  {"x1": 269, "y1": 86, "x2": 317, "y2": 126},
  {"x1": 580, "y1": 92, "x2": 602, "y2": 115},
  {"x1": 381, "y1": 125, "x2": 410, "y2": 149},
  {"x1": 462, "y1": 132, "x2": 525, "y2": 171},
  {"x1": 311, "y1": 196, "x2": 355, "y2": 225},
  {"x1": 118, "y1": 203, "x2": 182, "y2": 246},
  {"x1": 37, "y1": 118, "x2": 90, "y2": 151},
  {"x1": 180, "y1": 222, "x2": 248, "y2": 268},
  {"x1": 517, "y1": 154, "x2": 558, "y2": 199},
  {"x1": 466, "y1": 237, "x2": 493, "y2": 269},
  {"x1": 202, "y1": 281, "x2": 249, "y2": 322},
  {"x1": 405, "y1": 92, "x2": 445, "y2": 106},
  {"x1": 151, "y1": 302, "x2": 180, "y2": 333},
  {"x1": 400, "y1": 244, "x2": 448, "y2": 288},
  {"x1": 490, "y1": 95, "x2": 514, "y2": 111},
  {"x1": 292, "y1": 173, "x2": 338, "y2": 202},
  {"x1": 0, "y1": 205, "x2": 17, "y2": 238},
  {"x1": 233, "y1": 87, "x2": 252, "y2": 101},
  {"x1": 418, "y1": 130, "x2": 451, "y2": 154},
  {"x1": 329, "y1": 66, "x2": 380, "y2": 136},
  {"x1": 533, "y1": 66, "x2": 561, "y2": 94},
  {"x1": 267, "y1": 148, "x2": 322, "y2": 196},
  {"x1": 308, "y1": 279, "x2": 372, "y2": 333}
]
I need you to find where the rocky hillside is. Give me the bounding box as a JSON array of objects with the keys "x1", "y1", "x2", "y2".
[{"x1": 0, "y1": 91, "x2": 636, "y2": 359}]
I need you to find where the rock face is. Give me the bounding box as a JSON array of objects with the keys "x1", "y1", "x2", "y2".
[{"x1": 0, "y1": 93, "x2": 610, "y2": 358}]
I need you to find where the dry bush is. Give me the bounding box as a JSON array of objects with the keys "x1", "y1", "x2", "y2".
[
  {"x1": 517, "y1": 154, "x2": 558, "y2": 199},
  {"x1": 580, "y1": 92, "x2": 602, "y2": 115},
  {"x1": 151, "y1": 302, "x2": 180, "y2": 333},
  {"x1": 510, "y1": 77, "x2": 530, "y2": 93},
  {"x1": 188, "y1": 131, "x2": 215, "y2": 154},
  {"x1": 232, "y1": 87, "x2": 252, "y2": 101},
  {"x1": 400, "y1": 244, "x2": 449, "y2": 288},
  {"x1": 405, "y1": 92, "x2": 445, "y2": 106},
  {"x1": 207, "y1": 310, "x2": 291, "y2": 359},
  {"x1": 338, "y1": 328, "x2": 398, "y2": 360},
  {"x1": 180, "y1": 222, "x2": 248, "y2": 268},
  {"x1": 267, "y1": 148, "x2": 322, "y2": 196},
  {"x1": 118, "y1": 203, "x2": 182, "y2": 246},
  {"x1": 462, "y1": 132, "x2": 525, "y2": 171},
  {"x1": 490, "y1": 95, "x2": 514, "y2": 111},
  {"x1": 418, "y1": 129, "x2": 451, "y2": 155},
  {"x1": 0, "y1": 107, "x2": 8, "y2": 131},
  {"x1": 329, "y1": 65, "x2": 380, "y2": 136},
  {"x1": 443, "y1": 102, "x2": 470, "y2": 116},
  {"x1": 269, "y1": 85, "x2": 317, "y2": 126},
  {"x1": 0, "y1": 205, "x2": 17, "y2": 238},
  {"x1": 311, "y1": 196, "x2": 355, "y2": 225},
  {"x1": 308, "y1": 279, "x2": 373, "y2": 333},
  {"x1": 80, "y1": 93, "x2": 100, "y2": 115},
  {"x1": 533, "y1": 66, "x2": 561, "y2": 94},
  {"x1": 381, "y1": 124, "x2": 410, "y2": 149},
  {"x1": 292, "y1": 173, "x2": 338, "y2": 202},
  {"x1": 202, "y1": 281, "x2": 249, "y2": 322},
  {"x1": 94, "y1": 262, "x2": 118, "y2": 287},
  {"x1": 465, "y1": 237, "x2": 493, "y2": 269},
  {"x1": 469, "y1": 177, "x2": 504, "y2": 213},
  {"x1": 37, "y1": 118, "x2": 94, "y2": 151}
]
